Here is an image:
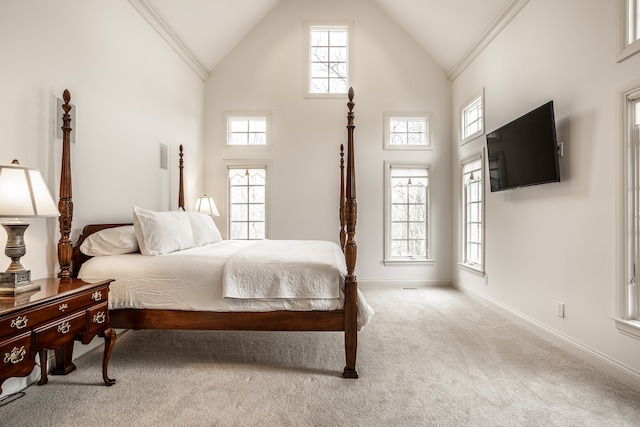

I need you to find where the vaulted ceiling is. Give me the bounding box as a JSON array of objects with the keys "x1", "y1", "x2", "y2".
[{"x1": 129, "y1": 0, "x2": 529, "y2": 81}]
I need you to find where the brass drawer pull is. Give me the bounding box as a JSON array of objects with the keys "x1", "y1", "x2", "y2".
[
  {"x1": 4, "y1": 346, "x2": 26, "y2": 364},
  {"x1": 93, "y1": 311, "x2": 106, "y2": 324},
  {"x1": 10, "y1": 315, "x2": 28, "y2": 329},
  {"x1": 58, "y1": 303, "x2": 69, "y2": 312},
  {"x1": 58, "y1": 322, "x2": 71, "y2": 334},
  {"x1": 91, "y1": 291, "x2": 102, "y2": 301}
]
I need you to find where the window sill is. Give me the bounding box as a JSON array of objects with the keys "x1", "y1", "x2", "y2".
[
  {"x1": 458, "y1": 262, "x2": 484, "y2": 276},
  {"x1": 613, "y1": 317, "x2": 640, "y2": 340},
  {"x1": 384, "y1": 258, "x2": 435, "y2": 266}
]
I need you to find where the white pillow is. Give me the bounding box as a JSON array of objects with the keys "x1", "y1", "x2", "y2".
[
  {"x1": 132, "y1": 206, "x2": 195, "y2": 255},
  {"x1": 186, "y1": 211, "x2": 222, "y2": 246},
  {"x1": 79, "y1": 225, "x2": 139, "y2": 256}
]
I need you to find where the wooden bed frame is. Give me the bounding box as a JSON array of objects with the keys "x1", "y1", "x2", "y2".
[{"x1": 58, "y1": 88, "x2": 360, "y2": 378}]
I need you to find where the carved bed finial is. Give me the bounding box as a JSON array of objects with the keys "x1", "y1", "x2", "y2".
[
  {"x1": 58, "y1": 89, "x2": 73, "y2": 279},
  {"x1": 178, "y1": 145, "x2": 185, "y2": 210}
]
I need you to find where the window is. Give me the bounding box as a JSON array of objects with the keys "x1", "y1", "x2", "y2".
[
  {"x1": 306, "y1": 23, "x2": 352, "y2": 97},
  {"x1": 461, "y1": 155, "x2": 484, "y2": 272},
  {"x1": 618, "y1": 79, "x2": 640, "y2": 338},
  {"x1": 384, "y1": 162, "x2": 430, "y2": 263},
  {"x1": 460, "y1": 90, "x2": 484, "y2": 144},
  {"x1": 619, "y1": 0, "x2": 640, "y2": 61},
  {"x1": 228, "y1": 166, "x2": 267, "y2": 240},
  {"x1": 384, "y1": 113, "x2": 431, "y2": 150},
  {"x1": 225, "y1": 113, "x2": 270, "y2": 146}
]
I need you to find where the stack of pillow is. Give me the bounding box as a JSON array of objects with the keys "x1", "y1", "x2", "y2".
[{"x1": 80, "y1": 206, "x2": 223, "y2": 256}]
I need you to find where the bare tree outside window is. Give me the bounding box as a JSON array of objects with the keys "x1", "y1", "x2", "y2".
[{"x1": 309, "y1": 26, "x2": 348, "y2": 94}]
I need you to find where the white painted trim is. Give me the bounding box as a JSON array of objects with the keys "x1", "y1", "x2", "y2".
[
  {"x1": 617, "y1": 0, "x2": 640, "y2": 62},
  {"x1": 453, "y1": 281, "x2": 640, "y2": 393},
  {"x1": 127, "y1": 0, "x2": 209, "y2": 82},
  {"x1": 447, "y1": 0, "x2": 530, "y2": 81},
  {"x1": 358, "y1": 279, "x2": 450, "y2": 288}
]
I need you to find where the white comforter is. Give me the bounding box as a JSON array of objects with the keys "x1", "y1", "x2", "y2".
[{"x1": 78, "y1": 240, "x2": 373, "y2": 330}]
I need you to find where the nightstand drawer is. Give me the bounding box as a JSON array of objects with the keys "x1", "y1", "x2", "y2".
[
  {"x1": 1, "y1": 332, "x2": 34, "y2": 379},
  {"x1": 87, "y1": 302, "x2": 109, "y2": 336},
  {"x1": 33, "y1": 312, "x2": 85, "y2": 350},
  {"x1": 0, "y1": 286, "x2": 109, "y2": 337}
]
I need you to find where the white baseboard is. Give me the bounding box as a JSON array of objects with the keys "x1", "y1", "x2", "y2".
[
  {"x1": 453, "y1": 281, "x2": 640, "y2": 393},
  {"x1": 358, "y1": 279, "x2": 450, "y2": 288}
]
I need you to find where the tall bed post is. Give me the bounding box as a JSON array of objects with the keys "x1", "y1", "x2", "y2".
[
  {"x1": 339, "y1": 144, "x2": 346, "y2": 250},
  {"x1": 58, "y1": 89, "x2": 73, "y2": 279},
  {"x1": 178, "y1": 144, "x2": 185, "y2": 210},
  {"x1": 343, "y1": 87, "x2": 358, "y2": 378}
]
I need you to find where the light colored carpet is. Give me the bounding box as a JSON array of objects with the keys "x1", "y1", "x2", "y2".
[{"x1": 2, "y1": 285, "x2": 640, "y2": 426}]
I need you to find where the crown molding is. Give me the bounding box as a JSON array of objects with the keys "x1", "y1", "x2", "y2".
[
  {"x1": 447, "y1": 0, "x2": 530, "y2": 81},
  {"x1": 127, "y1": 0, "x2": 209, "y2": 82}
]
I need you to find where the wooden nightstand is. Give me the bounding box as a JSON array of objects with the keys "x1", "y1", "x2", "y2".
[{"x1": 0, "y1": 278, "x2": 116, "y2": 394}]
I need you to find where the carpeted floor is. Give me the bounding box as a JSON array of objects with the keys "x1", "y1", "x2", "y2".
[{"x1": 2, "y1": 285, "x2": 640, "y2": 426}]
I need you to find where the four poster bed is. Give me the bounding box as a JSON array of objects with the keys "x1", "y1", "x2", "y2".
[{"x1": 56, "y1": 88, "x2": 370, "y2": 378}]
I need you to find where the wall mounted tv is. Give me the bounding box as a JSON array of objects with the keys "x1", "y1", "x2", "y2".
[{"x1": 486, "y1": 101, "x2": 560, "y2": 192}]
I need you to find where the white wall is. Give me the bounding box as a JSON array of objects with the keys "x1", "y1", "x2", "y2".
[
  {"x1": 452, "y1": 0, "x2": 640, "y2": 387},
  {"x1": 0, "y1": 0, "x2": 204, "y2": 396},
  {"x1": 204, "y1": 0, "x2": 452, "y2": 284},
  {"x1": 0, "y1": 0, "x2": 204, "y2": 280}
]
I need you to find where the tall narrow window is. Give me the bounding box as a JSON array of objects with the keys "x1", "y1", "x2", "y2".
[
  {"x1": 384, "y1": 113, "x2": 431, "y2": 150},
  {"x1": 384, "y1": 163, "x2": 430, "y2": 263},
  {"x1": 619, "y1": 0, "x2": 640, "y2": 61},
  {"x1": 306, "y1": 23, "x2": 351, "y2": 96},
  {"x1": 461, "y1": 156, "x2": 484, "y2": 271},
  {"x1": 618, "y1": 80, "x2": 640, "y2": 339},
  {"x1": 461, "y1": 90, "x2": 484, "y2": 144},
  {"x1": 228, "y1": 166, "x2": 267, "y2": 240}
]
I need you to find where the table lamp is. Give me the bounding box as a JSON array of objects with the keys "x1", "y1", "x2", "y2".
[
  {"x1": 0, "y1": 160, "x2": 60, "y2": 294},
  {"x1": 194, "y1": 194, "x2": 220, "y2": 216}
]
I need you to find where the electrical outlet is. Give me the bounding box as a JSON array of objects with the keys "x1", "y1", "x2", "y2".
[{"x1": 557, "y1": 302, "x2": 565, "y2": 318}]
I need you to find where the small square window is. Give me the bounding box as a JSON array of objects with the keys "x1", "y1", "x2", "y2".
[
  {"x1": 225, "y1": 113, "x2": 270, "y2": 147},
  {"x1": 384, "y1": 113, "x2": 431, "y2": 150},
  {"x1": 460, "y1": 90, "x2": 484, "y2": 144},
  {"x1": 618, "y1": 0, "x2": 640, "y2": 61}
]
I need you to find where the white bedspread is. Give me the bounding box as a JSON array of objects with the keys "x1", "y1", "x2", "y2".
[
  {"x1": 78, "y1": 240, "x2": 373, "y2": 330},
  {"x1": 223, "y1": 240, "x2": 343, "y2": 299}
]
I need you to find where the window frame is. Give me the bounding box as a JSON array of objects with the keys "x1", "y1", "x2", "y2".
[
  {"x1": 618, "y1": 0, "x2": 640, "y2": 62},
  {"x1": 304, "y1": 21, "x2": 354, "y2": 99},
  {"x1": 226, "y1": 161, "x2": 271, "y2": 240},
  {"x1": 383, "y1": 161, "x2": 433, "y2": 265},
  {"x1": 617, "y1": 78, "x2": 640, "y2": 339},
  {"x1": 460, "y1": 89, "x2": 485, "y2": 145},
  {"x1": 224, "y1": 112, "x2": 271, "y2": 148},
  {"x1": 459, "y1": 154, "x2": 485, "y2": 274},
  {"x1": 383, "y1": 112, "x2": 433, "y2": 151}
]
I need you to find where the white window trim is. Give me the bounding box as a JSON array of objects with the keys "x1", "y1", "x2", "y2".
[
  {"x1": 459, "y1": 153, "x2": 485, "y2": 274},
  {"x1": 460, "y1": 89, "x2": 485, "y2": 145},
  {"x1": 303, "y1": 21, "x2": 354, "y2": 99},
  {"x1": 383, "y1": 161, "x2": 433, "y2": 265},
  {"x1": 224, "y1": 112, "x2": 272, "y2": 149},
  {"x1": 618, "y1": 0, "x2": 640, "y2": 62},
  {"x1": 383, "y1": 112, "x2": 433, "y2": 151},
  {"x1": 616, "y1": 78, "x2": 640, "y2": 339},
  {"x1": 225, "y1": 160, "x2": 272, "y2": 240}
]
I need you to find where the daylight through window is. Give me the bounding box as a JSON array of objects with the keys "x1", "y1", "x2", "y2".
[
  {"x1": 227, "y1": 117, "x2": 267, "y2": 146},
  {"x1": 462, "y1": 157, "x2": 483, "y2": 269},
  {"x1": 385, "y1": 164, "x2": 429, "y2": 261},
  {"x1": 461, "y1": 94, "x2": 484, "y2": 142},
  {"x1": 388, "y1": 116, "x2": 429, "y2": 147},
  {"x1": 228, "y1": 167, "x2": 266, "y2": 240},
  {"x1": 309, "y1": 26, "x2": 349, "y2": 94}
]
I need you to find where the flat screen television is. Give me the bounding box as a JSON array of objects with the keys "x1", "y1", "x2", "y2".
[{"x1": 486, "y1": 101, "x2": 560, "y2": 192}]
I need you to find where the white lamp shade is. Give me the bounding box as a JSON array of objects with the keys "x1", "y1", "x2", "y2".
[
  {"x1": 0, "y1": 163, "x2": 59, "y2": 218},
  {"x1": 195, "y1": 195, "x2": 219, "y2": 216}
]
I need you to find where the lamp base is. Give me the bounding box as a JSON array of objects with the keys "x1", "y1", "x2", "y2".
[{"x1": 0, "y1": 270, "x2": 41, "y2": 295}]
